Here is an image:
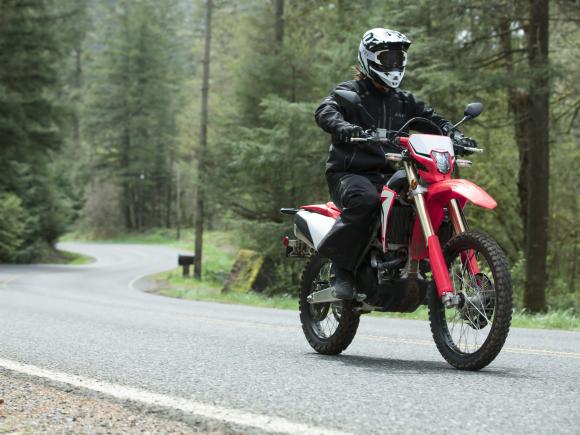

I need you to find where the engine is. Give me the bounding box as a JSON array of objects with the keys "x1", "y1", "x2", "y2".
[{"x1": 356, "y1": 202, "x2": 428, "y2": 311}]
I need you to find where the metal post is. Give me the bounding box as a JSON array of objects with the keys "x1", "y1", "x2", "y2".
[{"x1": 176, "y1": 165, "x2": 181, "y2": 240}]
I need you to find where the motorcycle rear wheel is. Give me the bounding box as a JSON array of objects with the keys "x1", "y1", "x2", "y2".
[
  {"x1": 428, "y1": 231, "x2": 512, "y2": 370},
  {"x1": 299, "y1": 254, "x2": 360, "y2": 355}
]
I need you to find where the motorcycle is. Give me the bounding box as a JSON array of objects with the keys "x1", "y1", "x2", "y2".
[{"x1": 281, "y1": 90, "x2": 512, "y2": 370}]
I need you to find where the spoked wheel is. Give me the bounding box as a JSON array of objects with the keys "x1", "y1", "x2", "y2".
[
  {"x1": 299, "y1": 254, "x2": 360, "y2": 355},
  {"x1": 428, "y1": 231, "x2": 512, "y2": 370}
]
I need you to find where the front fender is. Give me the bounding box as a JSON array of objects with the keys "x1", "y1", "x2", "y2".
[{"x1": 427, "y1": 179, "x2": 497, "y2": 209}]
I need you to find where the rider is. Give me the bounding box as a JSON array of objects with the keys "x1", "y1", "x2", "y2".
[{"x1": 314, "y1": 28, "x2": 476, "y2": 300}]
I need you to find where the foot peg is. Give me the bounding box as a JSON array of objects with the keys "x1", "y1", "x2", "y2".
[
  {"x1": 355, "y1": 293, "x2": 367, "y2": 302},
  {"x1": 307, "y1": 287, "x2": 366, "y2": 304}
]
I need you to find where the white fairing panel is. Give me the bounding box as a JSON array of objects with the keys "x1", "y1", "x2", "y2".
[
  {"x1": 409, "y1": 134, "x2": 454, "y2": 156},
  {"x1": 295, "y1": 210, "x2": 335, "y2": 249},
  {"x1": 380, "y1": 188, "x2": 396, "y2": 252}
]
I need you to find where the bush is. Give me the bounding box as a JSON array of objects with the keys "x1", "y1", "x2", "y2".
[
  {"x1": 0, "y1": 193, "x2": 29, "y2": 262},
  {"x1": 78, "y1": 179, "x2": 124, "y2": 239}
]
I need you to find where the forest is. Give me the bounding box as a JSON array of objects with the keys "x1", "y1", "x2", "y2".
[{"x1": 0, "y1": 0, "x2": 578, "y2": 314}]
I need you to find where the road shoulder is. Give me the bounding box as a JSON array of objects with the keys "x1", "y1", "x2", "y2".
[{"x1": 0, "y1": 368, "x2": 247, "y2": 434}]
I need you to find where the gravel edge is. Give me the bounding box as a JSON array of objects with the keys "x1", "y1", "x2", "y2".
[{"x1": 0, "y1": 368, "x2": 267, "y2": 434}]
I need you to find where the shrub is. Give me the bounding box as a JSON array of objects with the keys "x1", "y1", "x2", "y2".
[{"x1": 0, "y1": 193, "x2": 29, "y2": 262}]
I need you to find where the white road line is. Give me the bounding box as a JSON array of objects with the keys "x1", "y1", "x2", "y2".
[
  {"x1": 0, "y1": 275, "x2": 21, "y2": 287},
  {"x1": 0, "y1": 357, "x2": 351, "y2": 435}
]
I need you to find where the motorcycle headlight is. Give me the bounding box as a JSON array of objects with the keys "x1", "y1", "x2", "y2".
[{"x1": 432, "y1": 151, "x2": 451, "y2": 174}]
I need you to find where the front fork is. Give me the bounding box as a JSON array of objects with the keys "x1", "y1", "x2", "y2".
[
  {"x1": 448, "y1": 199, "x2": 480, "y2": 275},
  {"x1": 403, "y1": 162, "x2": 467, "y2": 306}
]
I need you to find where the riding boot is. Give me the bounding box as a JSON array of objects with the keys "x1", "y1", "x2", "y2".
[{"x1": 332, "y1": 266, "x2": 355, "y2": 300}]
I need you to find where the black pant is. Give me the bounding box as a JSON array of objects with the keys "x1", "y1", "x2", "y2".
[{"x1": 317, "y1": 172, "x2": 389, "y2": 271}]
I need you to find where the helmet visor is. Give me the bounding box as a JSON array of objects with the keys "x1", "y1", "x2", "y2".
[{"x1": 376, "y1": 50, "x2": 406, "y2": 69}]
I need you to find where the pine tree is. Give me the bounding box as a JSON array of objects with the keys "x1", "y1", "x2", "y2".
[
  {"x1": 0, "y1": 0, "x2": 73, "y2": 261},
  {"x1": 84, "y1": 0, "x2": 183, "y2": 231}
]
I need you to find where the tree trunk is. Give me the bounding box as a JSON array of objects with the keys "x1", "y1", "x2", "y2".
[
  {"x1": 524, "y1": 0, "x2": 549, "y2": 312},
  {"x1": 273, "y1": 0, "x2": 284, "y2": 46},
  {"x1": 194, "y1": 0, "x2": 213, "y2": 280},
  {"x1": 498, "y1": 19, "x2": 528, "y2": 250}
]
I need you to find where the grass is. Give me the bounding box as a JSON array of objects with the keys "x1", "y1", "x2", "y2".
[
  {"x1": 374, "y1": 305, "x2": 580, "y2": 331},
  {"x1": 64, "y1": 227, "x2": 195, "y2": 248},
  {"x1": 149, "y1": 273, "x2": 580, "y2": 331},
  {"x1": 36, "y1": 247, "x2": 93, "y2": 265},
  {"x1": 65, "y1": 228, "x2": 235, "y2": 279},
  {"x1": 66, "y1": 228, "x2": 580, "y2": 331},
  {"x1": 152, "y1": 268, "x2": 298, "y2": 310}
]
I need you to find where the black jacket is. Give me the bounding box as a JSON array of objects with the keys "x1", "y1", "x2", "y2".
[{"x1": 315, "y1": 78, "x2": 455, "y2": 174}]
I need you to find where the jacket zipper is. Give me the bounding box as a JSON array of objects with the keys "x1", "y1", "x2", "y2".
[
  {"x1": 382, "y1": 98, "x2": 386, "y2": 129},
  {"x1": 387, "y1": 93, "x2": 392, "y2": 132}
]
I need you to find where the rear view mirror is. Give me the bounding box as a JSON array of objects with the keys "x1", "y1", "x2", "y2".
[
  {"x1": 333, "y1": 89, "x2": 377, "y2": 127},
  {"x1": 464, "y1": 102, "x2": 484, "y2": 120},
  {"x1": 334, "y1": 90, "x2": 362, "y2": 107}
]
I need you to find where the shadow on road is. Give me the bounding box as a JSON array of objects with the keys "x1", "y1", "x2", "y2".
[{"x1": 309, "y1": 353, "x2": 525, "y2": 378}]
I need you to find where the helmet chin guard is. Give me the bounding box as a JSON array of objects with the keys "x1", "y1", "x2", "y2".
[
  {"x1": 358, "y1": 28, "x2": 411, "y2": 89},
  {"x1": 369, "y1": 67, "x2": 405, "y2": 89}
]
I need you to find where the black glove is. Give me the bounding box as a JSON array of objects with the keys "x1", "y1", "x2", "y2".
[
  {"x1": 452, "y1": 132, "x2": 477, "y2": 156},
  {"x1": 334, "y1": 123, "x2": 365, "y2": 143}
]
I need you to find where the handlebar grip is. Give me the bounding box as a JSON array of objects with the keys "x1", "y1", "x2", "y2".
[{"x1": 385, "y1": 153, "x2": 403, "y2": 162}]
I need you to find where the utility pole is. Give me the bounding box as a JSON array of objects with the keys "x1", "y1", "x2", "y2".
[
  {"x1": 176, "y1": 165, "x2": 181, "y2": 240},
  {"x1": 194, "y1": 0, "x2": 213, "y2": 280}
]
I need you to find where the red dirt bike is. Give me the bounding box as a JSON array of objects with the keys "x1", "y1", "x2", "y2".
[{"x1": 281, "y1": 91, "x2": 512, "y2": 370}]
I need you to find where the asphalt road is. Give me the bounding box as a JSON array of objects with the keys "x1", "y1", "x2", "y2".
[{"x1": 0, "y1": 243, "x2": 579, "y2": 434}]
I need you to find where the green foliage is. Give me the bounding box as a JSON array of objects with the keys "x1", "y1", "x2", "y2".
[
  {"x1": 154, "y1": 268, "x2": 299, "y2": 310},
  {"x1": 83, "y1": 0, "x2": 186, "y2": 230},
  {"x1": 206, "y1": 0, "x2": 579, "y2": 311},
  {"x1": 0, "y1": 193, "x2": 28, "y2": 262},
  {"x1": 0, "y1": 0, "x2": 77, "y2": 261},
  {"x1": 1, "y1": 0, "x2": 577, "y2": 313},
  {"x1": 77, "y1": 179, "x2": 124, "y2": 239}
]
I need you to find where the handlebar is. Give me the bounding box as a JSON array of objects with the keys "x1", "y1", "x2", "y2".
[
  {"x1": 462, "y1": 146, "x2": 484, "y2": 153},
  {"x1": 350, "y1": 137, "x2": 390, "y2": 143},
  {"x1": 351, "y1": 133, "x2": 484, "y2": 157}
]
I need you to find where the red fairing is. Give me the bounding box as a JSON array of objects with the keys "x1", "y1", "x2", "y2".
[
  {"x1": 427, "y1": 179, "x2": 497, "y2": 209},
  {"x1": 399, "y1": 135, "x2": 454, "y2": 183},
  {"x1": 300, "y1": 202, "x2": 341, "y2": 219},
  {"x1": 410, "y1": 179, "x2": 496, "y2": 260}
]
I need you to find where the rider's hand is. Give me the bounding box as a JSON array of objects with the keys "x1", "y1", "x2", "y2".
[
  {"x1": 452, "y1": 132, "x2": 477, "y2": 155},
  {"x1": 334, "y1": 123, "x2": 365, "y2": 143}
]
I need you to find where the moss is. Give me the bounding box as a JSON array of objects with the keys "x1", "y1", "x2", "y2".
[{"x1": 222, "y1": 249, "x2": 265, "y2": 293}]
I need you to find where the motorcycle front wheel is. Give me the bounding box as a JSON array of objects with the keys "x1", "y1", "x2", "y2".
[
  {"x1": 299, "y1": 254, "x2": 360, "y2": 355},
  {"x1": 428, "y1": 231, "x2": 512, "y2": 370}
]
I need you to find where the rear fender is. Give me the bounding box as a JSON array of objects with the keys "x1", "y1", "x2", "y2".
[{"x1": 294, "y1": 210, "x2": 335, "y2": 250}]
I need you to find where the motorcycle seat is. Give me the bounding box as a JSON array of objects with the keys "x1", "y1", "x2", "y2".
[{"x1": 299, "y1": 201, "x2": 341, "y2": 219}]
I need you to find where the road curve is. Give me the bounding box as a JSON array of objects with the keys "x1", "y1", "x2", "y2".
[{"x1": 0, "y1": 242, "x2": 579, "y2": 434}]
